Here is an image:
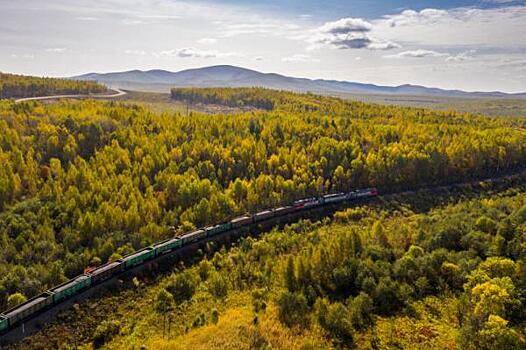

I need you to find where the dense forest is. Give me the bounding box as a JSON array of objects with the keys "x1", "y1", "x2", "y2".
[
  {"x1": 11, "y1": 179, "x2": 526, "y2": 349},
  {"x1": 1, "y1": 88, "x2": 526, "y2": 348},
  {"x1": 0, "y1": 72, "x2": 108, "y2": 99}
]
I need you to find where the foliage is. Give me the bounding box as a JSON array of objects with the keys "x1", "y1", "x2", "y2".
[
  {"x1": 92, "y1": 320, "x2": 121, "y2": 348},
  {"x1": 1, "y1": 87, "x2": 526, "y2": 349},
  {"x1": 0, "y1": 72, "x2": 107, "y2": 99},
  {"x1": 166, "y1": 271, "x2": 196, "y2": 304}
]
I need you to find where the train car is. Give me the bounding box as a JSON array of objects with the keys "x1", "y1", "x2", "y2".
[
  {"x1": 180, "y1": 229, "x2": 206, "y2": 245},
  {"x1": 153, "y1": 237, "x2": 182, "y2": 256},
  {"x1": 4, "y1": 292, "x2": 54, "y2": 327},
  {"x1": 273, "y1": 206, "x2": 295, "y2": 217},
  {"x1": 231, "y1": 215, "x2": 253, "y2": 228},
  {"x1": 323, "y1": 192, "x2": 347, "y2": 204},
  {"x1": 293, "y1": 197, "x2": 323, "y2": 209},
  {"x1": 122, "y1": 247, "x2": 155, "y2": 269},
  {"x1": 0, "y1": 314, "x2": 8, "y2": 333},
  {"x1": 353, "y1": 188, "x2": 378, "y2": 198},
  {"x1": 254, "y1": 210, "x2": 274, "y2": 222},
  {"x1": 50, "y1": 274, "x2": 92, "y2": 303},
  {"x1": 89, "y1": 261, "x2": 124, "y2": 284},
  {"x1": 205, "y1": 222, "x2": 232, "y2": 237}
]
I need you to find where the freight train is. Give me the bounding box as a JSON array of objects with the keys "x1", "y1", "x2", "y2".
[{"x1": 0, "y1": 188, "x2": 378, "y2": 335}]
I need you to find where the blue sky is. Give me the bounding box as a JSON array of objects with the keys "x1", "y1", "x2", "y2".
[
  {"x1": 210, "y1": 0, "x2": 518, "y2": 18},
  {"x1": 1, "y1": 0, "x2": 526, "y2": 92}
]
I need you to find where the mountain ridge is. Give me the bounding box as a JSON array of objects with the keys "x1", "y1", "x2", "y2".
[{"x1": 72, "y1": 65, "x2": 526, "y2": 98}]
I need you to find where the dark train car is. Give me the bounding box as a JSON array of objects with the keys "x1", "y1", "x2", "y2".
[
  {"x1": 293, "y1": 197, "x2": 322, "y2": 209},
  {"x1": 254, "y1": 210, "x2": 274, "y2": 222},
  {"x1": 89, "y1": 261, "x2": 124, "y2": 284},
  {"x1": 323, "y1": 192, "x2": 347, "y2": 204},
  {"x1": 273, "y1": 206, "x2": 295, "y2": 217},
  {"x1": 3, "y1": 292, "x2": 54, "y2": 327},
  {"x1": 1, "y1": 314, "x2": 9, "y2": 333},
  {"x1": 121, "y1": 247, "x2": 155, "y2": 269},
  {"x1": 180, "y1": 229, "x2": 206, "y2": 245},
  {"x1": 153, "y1": 237, "x2": 182, "y2": 256},
  {"x1": 50, "y1": 274, "x2": 92, "y2": 303},
  {"x1": 205, "y1": 222, "x2": 232, "y2": 237},
  {"x1": 231, "y1": 215, "x2": 253, "y2": 228}
]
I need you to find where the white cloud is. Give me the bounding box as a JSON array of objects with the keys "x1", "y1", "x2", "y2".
[
  {"x1": 158, "y1": 47, "x2": 242, "y2": 59},
  {"x1": 197, "y1": 38, "x2": 217, "y2": 45},
  {"x1": 282, "y1": 54, "x2": 319, "y2": 62},
  {"x1": 318, "y1": 18, "x2": 372, "y2": 34},
  {"x1": 11, "y1": 53, "x2": 34, "y2": 59},
  {"x1": 75, "y1": 16, "x2": 98, "y2": 21},
  {"x1": 222, "y1": 23, "x2": 300, "y2": 37},
  {"x1": 124, "y1": 49, "x2": 147, "y2": 56},
  {"x1": 445, "y1": 50, "x2": 476, "y2": 62},
  {"x1": 384, "y1": 8, "x2": 449, "y2": 27},
  {"x1": 385, "y1": 49, "x2": 477, "y2": 62},
  {"x1": 46, "y1": 48, "x2": 66, "y2": 53},
  {"x1": 373, "y1": 6, "x2": 526, "y2": 49},
  {"x1": 122, "y1": 19, "x2": 143, "y2": 25},
  {"x1": 385, "y1": 49, "x2": 448, "y2": 58},
  {"x1": 308, "y1": 17, "x2": 400, "y2": 50}
]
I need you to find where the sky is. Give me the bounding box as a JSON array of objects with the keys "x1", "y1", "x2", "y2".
[{"x1": 1, "y1": 0, "x2": 526, "y2": 92}]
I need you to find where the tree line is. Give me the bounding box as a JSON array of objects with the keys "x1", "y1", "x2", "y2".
[{"x1": 0, "y1": 72, "x2": 108, "y2": 99}]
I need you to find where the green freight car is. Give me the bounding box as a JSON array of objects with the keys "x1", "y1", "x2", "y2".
[
  {"x1": 0, "y1": 314, "x2": 8, "y2": 332},
  {"x1": 180, "y1": 229, "x2": 206, "y2": 245},
  {"x1": 153, "y1": 237, "x2": 182, "y2": 255},
  {"x1": 50, "y1": 275, "x2": 92, "y2": 303},
  {"x1": 122, "y1": 247, "x2": 155, "y2": 268},
  {"x1": 205, "y1": 222, "x2": 232, "y2": 237}
]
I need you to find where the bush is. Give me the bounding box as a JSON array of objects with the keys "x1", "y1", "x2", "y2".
[
  {"x1": 316, "y1": 299, "x2": 355, "y2": 347},
  {"x1": 208, "y1": 272, "x2": 228, "y2": 298},
  {"x1": 277, "y1": 291, "x2": 309, "y2": 328},
  {"x1": 92, "y1": 320, "x2": 121, "y2": 349},
  {"x1": 166, "y1": 271, "x2": 196, "y2": 304}
]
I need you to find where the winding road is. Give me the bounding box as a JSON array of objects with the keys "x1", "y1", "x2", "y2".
[{"x1": 14, "y1": 88, "x2": 127, "y2": 103}]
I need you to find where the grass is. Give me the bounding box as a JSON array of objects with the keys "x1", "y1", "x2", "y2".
[{"x1": 337, "y1": 92, "x2": 526, "y2": 118}]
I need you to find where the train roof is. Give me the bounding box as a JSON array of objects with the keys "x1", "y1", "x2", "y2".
[
  {"x1": 122, "y1": 247, "x2": 153, "y2": 261},
  {"x1": 231, "y1": 215, "x2": 251, "y2": 222},
  {"x1": 153, "y1": 237, "x2": 180, "y2": 246},
  {"x1": 180, "y1": 229, "x2": 204, "y2": 239},
  {"x1": 51, "y1": 275, "x2": 90, "y2": 293},
  {"x1": 256, "y1": 210, "x2": 272, "y2": 215},
  {"x1": 89, "y1": 261, "x2": 121, "y2": 275},
  {"x1": 4, "y1": 295, "x2": 48, "y2": 317}
]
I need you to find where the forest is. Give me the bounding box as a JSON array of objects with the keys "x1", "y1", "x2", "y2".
[
  {"x1": 0, "y1": 87, "x2": 526, "y2": 348},
  {"x1": 0, "y1": 72, "x2": 107, "y2": 99},
  {"x1": 10, "y1": 177, "x2": 526, "y2": 349}
]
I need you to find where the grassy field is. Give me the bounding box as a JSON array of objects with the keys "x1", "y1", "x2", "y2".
[
  {"x1": 337, "y1": 92, "x2": 526, "y2": 118},
  {"x1": 113, "y1": 90, "x2": 259, "y2": 115},
  {"x1": 112, "y1": 89, "x2": 526, "y2": 118}
]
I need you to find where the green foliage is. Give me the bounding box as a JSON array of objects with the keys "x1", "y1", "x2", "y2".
[
  {"x1": 0, "y1": 72, "x2": 107, "y2": 99},
  {"x1": 154, "y1": 288, "x2": 174, "y2": 314},
  {"x1": 1, "y1": 88, "x2": 526, "y2": 350},
  {"x1": 92, "y1": 320, "x2": 120, "y2": 349},
  {"x1": 315, "y1": 298, "x2": 355, "y2": 347},
  {"x1": 207, "y1": 272, "x2": 228, "y2": 299},
  {"x1": 7, "y1": 292, "x2": 26, "y2": 308},
  {"x1": 166, "y1": 271, "x2": 196, "y2": 304},
  {"x1": 277, "y1": 291, "x2": 309, "y2": 327}
]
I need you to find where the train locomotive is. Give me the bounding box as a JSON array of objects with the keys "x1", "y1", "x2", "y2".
[{"x1": 0, "y1": 187, "x2": 377, "y2": 334}]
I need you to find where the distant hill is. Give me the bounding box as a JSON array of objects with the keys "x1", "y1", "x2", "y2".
[{"x1": 72, "y1": 65, "x2": 526, "y2": 99}]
